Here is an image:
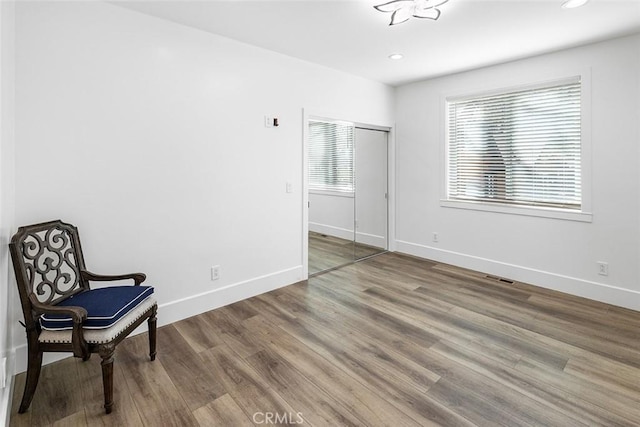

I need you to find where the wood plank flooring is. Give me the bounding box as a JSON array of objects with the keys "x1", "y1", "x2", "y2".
[
  {"x1": 308, "y1": 232, "x2": 384, "y2": 275},
  {"x1": 10, "y1": 252, "x2": 640, "y2": 426}
]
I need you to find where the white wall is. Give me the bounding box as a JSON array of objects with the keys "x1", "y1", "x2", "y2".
[
  {"x1": 395, "y1": 34, "x2": 640, "y2": 310},
  {"x1": 309, "y1": 191, "x2": 355, "y2": 240},
  {"x1": 0, "y1": 0, "x2": 16, "y2": 422},
  {"x1": 11, "y1": 1, "x2": 394, "y2": 370}
]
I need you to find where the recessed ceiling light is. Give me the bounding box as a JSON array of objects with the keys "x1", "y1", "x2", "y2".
[
  {"x1": 388, "y1": 53, "x2": 404, "y2": 60},
  {"x1": 561, "y1": 0, "x2": 589, "y2": 9}
]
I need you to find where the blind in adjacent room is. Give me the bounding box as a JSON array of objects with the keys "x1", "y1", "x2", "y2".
[
  {"x1": 447, "y1": 77, "x2": 582, "y2": 209},
  {"x1": 308, "y1": 120, "x2": 354, "y2": 192}
]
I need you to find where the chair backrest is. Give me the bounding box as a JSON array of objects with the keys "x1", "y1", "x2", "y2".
[{"x1": 10, "y1": 220, "x2": 89, "y2": 329}]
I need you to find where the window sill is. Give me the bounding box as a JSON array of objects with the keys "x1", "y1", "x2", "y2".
[{"x1": 440, "y1": 199, "x2": 593, "y2": 222}]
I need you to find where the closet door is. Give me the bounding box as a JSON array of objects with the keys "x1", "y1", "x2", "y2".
[
  {"x1": 354, "y1": 127, "x2": 388, "y2": 259},
  {"x1": 308, "y1": 119, "x2": 356, "y2": 275}
]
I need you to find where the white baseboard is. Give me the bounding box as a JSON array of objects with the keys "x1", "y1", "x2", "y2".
[
  {"x1": 395, "y1": 240, "x2": 640, "y2": 311},
  {"x1": 309, "y1": 222, "x2": 353, "y2": 241},
  {"x1": 309, "y1": 223, "x2": 386, "y2": 249},
  {"x1": 13, "y1": 266, "x2": 304, "y2": 374},
  {"x1": 157, "y1": 265, "x2": 303, "y2": 327},
  {"x1": 1, "y1": 351, "x2": 14, "y2": 426},
  {"x1": 356, "y1": 231, "x2": 386, "y2": 249}
]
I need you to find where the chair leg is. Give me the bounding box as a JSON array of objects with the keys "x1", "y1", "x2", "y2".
[
  {"x1": 148, "y1": 306, "x2": 157, "y2": 361},
  {"x1": 19, "y1": 345, "x2": 43, "y2": 413},
  {"x1": 99, "y1": 343, "x2": 116, "y2": 414}
]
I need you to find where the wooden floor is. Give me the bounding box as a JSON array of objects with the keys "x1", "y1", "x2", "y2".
[
  {"x1": 308, "y1": 232, "x2": 384, "y2": 275},
  {"x1": 10, "y1": 252, "x2": 640, "y2": 426}
]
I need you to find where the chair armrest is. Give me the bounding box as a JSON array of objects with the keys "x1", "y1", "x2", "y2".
[
  {"x1": 81, "y1": 270, "x2": 146, "y2": 286},
  {"x1": 31, "y1": 295, "x2": 88, "y2": 323},
  {"x1": 30, "y1": 296, "x2": 89, "y2": 358}
]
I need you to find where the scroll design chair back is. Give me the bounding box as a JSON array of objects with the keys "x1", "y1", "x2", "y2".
[{"x1": 10, "y1": 220, "x2": 157, "y2": 414}]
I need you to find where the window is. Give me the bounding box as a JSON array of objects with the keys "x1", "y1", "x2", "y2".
[
  {"x1": 308, "y1": 120, "x2": 354, "y2": 193},
  {"x1": 446, "y1": 77, "x2": 582, "y2": 211}
]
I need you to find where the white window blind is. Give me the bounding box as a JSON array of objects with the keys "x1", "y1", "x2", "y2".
[
  {"x1": 447, "y1": 78, "x2": 582, "y2": 210},
  {"x1": 308, "y1": 120, "x2": 354, "y2": 192}
]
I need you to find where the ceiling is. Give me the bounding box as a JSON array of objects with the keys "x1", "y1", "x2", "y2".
[{"x1": 115, "y1": 0, "x2": 640, "y2": 86}]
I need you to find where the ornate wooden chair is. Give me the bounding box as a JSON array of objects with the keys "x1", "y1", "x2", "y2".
[{"x1": 9, "y1": 219, "x2": 157, "y2": 414}]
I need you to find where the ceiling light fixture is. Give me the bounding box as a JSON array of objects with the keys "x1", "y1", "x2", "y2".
[
  {"x1": 375, "y1": 0, "x2": 449, "y2": 26},
  {"x1": 561, "y1": 0, "x2": 590, "y2": 9},
  {"x1": 388, "y1": 53, "x2": 404, "y2": 60}
]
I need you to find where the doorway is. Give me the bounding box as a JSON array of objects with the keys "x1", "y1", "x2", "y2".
[{"x1": 306, "y1": 118, "x2": 389, "y2": 276}]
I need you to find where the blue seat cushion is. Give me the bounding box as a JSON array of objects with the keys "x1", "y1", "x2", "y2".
[{"x1": 40, "y1": 286, "x2": 154, "y2": 331}]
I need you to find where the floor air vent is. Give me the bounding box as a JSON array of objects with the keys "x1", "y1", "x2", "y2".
[{"x1": 485, "y1": 275, "x2": 514, "y2": 284}]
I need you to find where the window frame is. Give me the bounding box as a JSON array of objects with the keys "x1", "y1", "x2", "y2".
[{"x1": 441, "y1": 72, "x2": 592, "y2": 222}]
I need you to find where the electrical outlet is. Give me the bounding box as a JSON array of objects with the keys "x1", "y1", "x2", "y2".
[
  {"x1": 597, "y1": 261, "x2": 608, "y2": 276},
  {"x1": 211, "y1": 265, "x2": 220, "y2": 281},
  {"x1": 264, "y1": 116, "x2": 273, "y2": 128},
  {"x1": 432, "y1": 232, "x2": 439, "y2": 243}
]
